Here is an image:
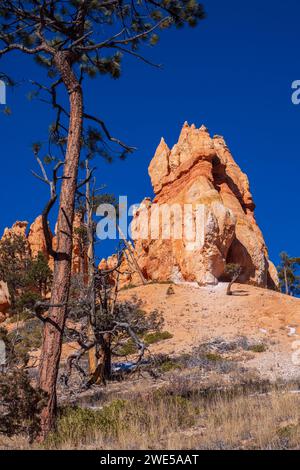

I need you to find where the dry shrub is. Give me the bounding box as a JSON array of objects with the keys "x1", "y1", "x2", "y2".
[
  {"x1": 0, "y1": 369, "x2": 47, "y2": 441},
  {"x1": 0, "y1": 327, "x2": 47, "y2": 442},
  {"x1": 45, "y1": 393, "x2": 196, "y2": 450},
  {"x1": 1, "y1": 382, "x2": 300, "y2": 449}
]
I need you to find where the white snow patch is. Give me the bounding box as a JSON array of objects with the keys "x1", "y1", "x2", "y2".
[{"x1": 287, "y1": 326, "x2": 297, "y2": 337}]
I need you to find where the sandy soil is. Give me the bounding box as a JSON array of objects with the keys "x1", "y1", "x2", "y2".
[
  {"x1": 119, "y1": 282, "x2": 300, "y2": 381},
  {"x1": 6, "y1": 282, "x2": 300, "y2": 382}
]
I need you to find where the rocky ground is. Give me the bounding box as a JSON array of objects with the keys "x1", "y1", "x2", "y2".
[
  {"x1": 5, "y1": 281, "x2": 300, "y2": 384},
  {"x1": 2, "y1": 281, "x2": 300, "y2": 450},
  {"x1": 118, "y1": 282, "x2": 300, "y2": 381}
]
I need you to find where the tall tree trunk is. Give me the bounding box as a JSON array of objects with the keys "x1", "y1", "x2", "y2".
[{"x1": 38, "y1": 52, "x2": 83, "y2": 439}]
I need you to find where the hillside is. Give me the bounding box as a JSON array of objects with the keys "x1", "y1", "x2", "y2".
[
  {"x1": 2, "y1": 281, "x2": 300, "y2": 450},
  {"x1": 119, "y1": 282, "x2": 300, "y2": 381}
]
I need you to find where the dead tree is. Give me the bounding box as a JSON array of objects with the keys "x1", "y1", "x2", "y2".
[
  {"x1": 85, "y1": 161, "x2": 98, "y2": 378},
  {"x1": 76, "y1": 159, "x2": 108, "y2": 380},
  {"x1": 63, "y1": 251, "x2": 163, "y2": 390},
  {"x1": 0, "y1": 1, "x2": 205, "y2": 438},
  {"x1": 75, "y1": 159, "x2": 147, "y2": 378}
]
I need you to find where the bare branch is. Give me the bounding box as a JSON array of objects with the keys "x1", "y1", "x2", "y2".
[
  {"x1": 115, "y1": 46, "x2": 162, "y2": 68},
  {"x1": 83, "y1": 113, "x2": 136, "y2": 152},
  {"x1": 32, "y1": 157, "x2": 64, "y2": 258},
  {"x1": 76, "y1": 166, "x2": 96, "y2": 191}
]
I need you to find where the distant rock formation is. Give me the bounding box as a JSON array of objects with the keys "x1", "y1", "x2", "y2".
[
  {"x1": 27, "y1": 215, "x2": 52, "y2": 260},
  {"x1": 1, "y1": 213, "x2": 87, "y2": 274},
  {"x1": 0, "y1": 213, "x2": 87, "y2": 316},
  {"x1": 2, "y1": 220, "x2": 28, "y2": 240},
  {"x1": 117, "y1": 123, "x2": 278, "y2": 288}
]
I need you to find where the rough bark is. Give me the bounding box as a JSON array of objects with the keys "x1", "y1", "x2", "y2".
[
  {"x1": 85, "y1": 161, "x2": 98, "y2": 378},
  {"x1": 89, "y1": 333, "x2": 111, "y2": 385},
  {"x1": 99, "y1": 332, "x2": 112, "y2": 380},
  {"x1": 38, "y1": 51, "x2": 83, "y2": 439}
]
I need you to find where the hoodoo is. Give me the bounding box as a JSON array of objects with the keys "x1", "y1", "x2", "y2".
[{"x1": 104, "y1": 123, "x2": 278, "y2": 289}]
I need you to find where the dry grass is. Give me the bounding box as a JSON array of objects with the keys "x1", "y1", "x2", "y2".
[
  {"x1": 2, "y1": 382, "x2": 300, "y2": 450},
  {"x1": 188, "y1": 389, "x2": 300, "y2": 450}
]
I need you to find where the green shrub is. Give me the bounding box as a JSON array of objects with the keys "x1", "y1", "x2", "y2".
[
  {"x1": 116, "y1": 339, "x2": 136, "y2": 356},
  {"x1": 47, "y1": 399, "x2": 127, "y2": 447},
  {"x1": 204, "y1": 352, "x2": 223, "y2": 362},
  {"x1": 144, "y1": 330, "x2": 173, "y2": 345},
  {"x1": 248, "y1": 343, "x2": 267, "y2": 353},
  {"x1": 120, "y1": 283, "x2": 137, "y2": 291},
  {"x1": 8, "y1": 309, "x2": 34, "y2": 324},
  {"x1": 277, "y1": 424, "x2": 298, "y2": 440},
  {"x1": 148, "y1": 280, "x2": 174, "y2": 285},
  {"x1": 8, "y1": 319, "x2": 43, "y2": 362},
  {"x1": 159, "y1": 359, "x2": 180, "y2": 373},
  {"x1": 115, "y1": 330, "x2": 172, "y2": 356},
  {"x1": 0, "y1": 369, "x2": 47, "y2": 441},
  {"x1": 15, "y1": 291, "x2": 42, "y2": 315},
  {"x1": 46, "y1": 393, "x2": 196, "y2": 449}
]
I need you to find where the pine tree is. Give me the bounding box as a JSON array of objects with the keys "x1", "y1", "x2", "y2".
[
  {"x1": 0, "y1": 0, "x2": 206, "y2": 439},
  {"x1": 277, "y1": 252, "x2": 300, "y2": 296},
  {"x1": 26, "y1": 252, "x2": 53, "y2": 297},
  {"x1": 0, "y1": 234, "x2": 30, "y2": 308}
]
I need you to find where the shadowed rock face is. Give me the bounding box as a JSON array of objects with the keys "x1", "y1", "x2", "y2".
[{"x1": 126, "y1": 123, "x2": 278, "y2": 288}]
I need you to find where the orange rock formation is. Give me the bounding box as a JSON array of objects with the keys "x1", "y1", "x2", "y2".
[
  {"x1": 121, "y1": 123, "x2": 278, "y2": 288},
  {"x1": 0, "y1": 213, "x2": 87, "y2": 285}
]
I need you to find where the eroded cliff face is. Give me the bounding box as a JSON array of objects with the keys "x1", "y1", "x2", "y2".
[
  {"x1": 1, "y1": 123, "x2": 279, "y2": 304},
  {"x1": 27, "y1": 215, "x2": 51, "y2": 260},
  {"x1": 1, "y1": 213, "x2": 87, "y2": 274},
  {"x1": 123, "y1": 123, "x2": 278, "y2": 288},
  {"x1": 0, "y1": 213, "x2": 87, "y2": 319}
]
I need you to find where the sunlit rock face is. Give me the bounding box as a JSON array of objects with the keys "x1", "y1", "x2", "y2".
[
  {"x1": 28, "y1": 215, "x2": 51, "y2": 260},
  {"x1": 1, "y1": 212, "x2": 87, "y2": 279},
  {"x1": 1, "y1": 123, "x2": 279, "y2": 293},
  {"x1": 0, "y1": 213, "x2": 89, "y2": 319},
  {"x1": 124, "y1": 123, "x2": 278, "y2": 288}
]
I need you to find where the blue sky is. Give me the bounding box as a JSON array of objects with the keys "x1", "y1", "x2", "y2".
[{"x1": 0, "y1": 0, "x2": 299, "y2": 266}]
